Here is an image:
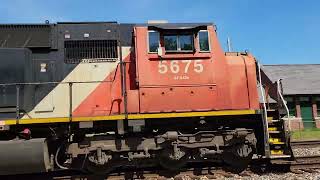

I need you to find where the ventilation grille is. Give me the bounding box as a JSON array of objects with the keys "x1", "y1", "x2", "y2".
[
  {"x1": 64, "y1": 40, "x2": 118, "y2": 64},
  {"x1": 0, "y1": 25, "x2": 51, "y2": 48}
]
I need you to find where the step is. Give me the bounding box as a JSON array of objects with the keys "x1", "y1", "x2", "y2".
[
  {"x1": 269, "y1": 141, "x2": 285, "y2": 145},
  {"x1": 267, "y1": 117, "x2": 273, "y2": 121},
  {"x1": 268, "y1": 131, "x2": 281, "y2": 134},
  {"x1": 270, "y1": 154, "x2": 291, "y2": 159},
  {"x1": 269, "y1": 138, "x2": 283, "y2": 143},
  {"x1": 268, "y1": 119, "x2": 280, "y2": 123},
  {"x1": 268, "y1": 127, "x2": 278, "y2": 131},
  {"x1": 270, "y1": 149, "x2": 284, "y2": 155}
]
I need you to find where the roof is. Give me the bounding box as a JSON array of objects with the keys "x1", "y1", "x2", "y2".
[
  {"x1": 262, "y1": 64, "x2": 320, "y2": 95},
  {"x1": 146, "y1": 23, "x2": 213, "y2": 30}
]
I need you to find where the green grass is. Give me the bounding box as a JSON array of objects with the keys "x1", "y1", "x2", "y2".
[{"x1": 292, "y1": 128, "x2": 320, "y2": 141}]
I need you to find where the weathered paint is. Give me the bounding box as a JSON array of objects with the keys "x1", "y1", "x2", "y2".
[{"x1": 5, "y1": 23, "x2": 261, "y2": 124}]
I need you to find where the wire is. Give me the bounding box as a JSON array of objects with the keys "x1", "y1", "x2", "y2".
[
  {"x1": 81, "y1": 148, "x2": 89, "y2": 169},
  {"x1": 55, "y1": 145, "x2": 69, "y2": 170}
]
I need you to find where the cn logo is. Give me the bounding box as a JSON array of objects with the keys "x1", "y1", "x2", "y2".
[{"x1": 158, "y1": 60, "x2": 204, "y2": 74}]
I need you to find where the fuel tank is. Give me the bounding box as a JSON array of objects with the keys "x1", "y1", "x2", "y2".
[{"x1": 0, "y1": 138, "x2": 51, "y2": 175}]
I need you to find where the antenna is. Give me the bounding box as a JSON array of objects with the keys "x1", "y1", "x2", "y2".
[{"x1": 227, "y1": 37, "x2": 232, "y2": 52}]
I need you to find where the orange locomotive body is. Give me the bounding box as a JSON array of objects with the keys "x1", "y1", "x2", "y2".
[
  {"x1": 0, "y1": 22, "x2": 291, "y2": 176},
  {"x1": 73, "y1": 23, "x2": 259, "y2": 116}
]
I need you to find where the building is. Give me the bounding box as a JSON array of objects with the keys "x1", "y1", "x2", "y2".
[{"x1": 263, "y1": 64, "x2": 320, "y2": 130}]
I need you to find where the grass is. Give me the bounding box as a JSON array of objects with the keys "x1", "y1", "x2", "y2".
[{"x1": 292, "y1": 128, "x2": 320, "y2": 141}]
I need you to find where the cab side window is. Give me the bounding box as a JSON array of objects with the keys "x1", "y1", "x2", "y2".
[
  {"x1": 148, "y1": 31, "x2": 160, "y2": 53},
  {"x1": 179, "y1": 35, "x2": 193, "y2": 51},
  {"x1": 198, "y1": 30, "x2": 210, "y2": 52}
]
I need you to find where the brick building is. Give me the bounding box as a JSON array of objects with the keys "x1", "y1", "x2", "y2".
[{"x1": 263, "y1": 64, "x2": 320, "y2": 130}]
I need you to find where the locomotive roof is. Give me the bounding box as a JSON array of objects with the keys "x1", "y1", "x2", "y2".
[{"x1": 0, "y1": 22, "x2": 213, "y2": 48}]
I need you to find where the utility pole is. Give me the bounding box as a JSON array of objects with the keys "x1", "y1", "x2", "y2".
[{"x1": 227, "y1": 37, "x2": 232, "y2": 52}]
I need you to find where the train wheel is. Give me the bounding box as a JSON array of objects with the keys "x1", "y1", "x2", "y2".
[
  {"x1": 85, "y1": 150, "x2": 115, "y2": 174},
  {"x1": 222, "y1": 144, "x2": 253, "y2": 173},
  {"x1": 158, "y1": 147, "x2": 188, "y2": 170}
]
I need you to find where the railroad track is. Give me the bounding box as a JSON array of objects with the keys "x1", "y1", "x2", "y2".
[
  {"x1": 0, "y1": 163, "x2": 255, "y2": 180},
  {"x1": 51, "y1": 168, "x2": 254, "y2": 180},
  {"x1": 3, "y1": 156, "x2": 320, "y2": 180},
  {"x1": 290, "y1": 155, "x2": 320, "y2": 170},
  {"x1": 291, "y1": 140, "x2": 320, "y2": 148}
]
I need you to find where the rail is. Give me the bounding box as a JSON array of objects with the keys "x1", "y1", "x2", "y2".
[
  {"x1": 276, "y1": 79, "x2": 291, "y2": 131},
  {"x1": 290, "y1": 155, "x2": 320, "y2": 170},
  {"x1": 291, "y1": 140, "x2": 320, "y2": 148},
  {"x1": 257, "y1": 62, "x2": 270, "y2": 155}
]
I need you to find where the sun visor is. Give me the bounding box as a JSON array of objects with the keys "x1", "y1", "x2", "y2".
[{"x1": 148, "y1": 23, "x2": 212, "y2": 30}]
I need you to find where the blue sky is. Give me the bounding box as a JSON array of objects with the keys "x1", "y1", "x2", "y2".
[{"x1": 0, "y1": 0, "x2": 319, "y2": 64}]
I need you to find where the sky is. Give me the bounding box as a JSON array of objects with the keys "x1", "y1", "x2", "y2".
[{"x1": 0, "y1": 0, "x2": 319, "y2": 64}]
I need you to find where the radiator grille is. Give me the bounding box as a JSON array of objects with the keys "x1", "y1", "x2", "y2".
[
  {"x1": 0, "y1": 25, "x2": 51, "y2": 48},
  {"x1": 64, "y1": 40, "x2": 118, "y2": 63}
]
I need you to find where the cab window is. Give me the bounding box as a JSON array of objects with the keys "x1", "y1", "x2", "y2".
[
  {"x1": 164, "y1": 34, "x2": 193, "y2": 52},
  {"x1": 179, "y1": 35, "x2": 193, "y2": 51},
  {"x1": 148, "y1": 31, "x2": 160, "y2": 53},
  {"x1": 198, "y1": 30, "x2": 210, "y2": 52}
]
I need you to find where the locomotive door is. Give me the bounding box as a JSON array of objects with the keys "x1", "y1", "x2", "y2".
[
  {"x1": 33, "y1": 60, "x2": 56, "y2": 112},
  {"x1": 134, "y1": 27, "x2": 217, "y2": 113}
]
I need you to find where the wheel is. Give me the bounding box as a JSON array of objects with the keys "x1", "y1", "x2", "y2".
[
  {"x1": 86, "y1": 162, "x2": 111, "y2": 174},
  {"x1": 222, "y1": 144, "x2": 253, "y2": 173},
  {"x1": 84, "y1": 152, "x2": 115, "y2": 174},
  {"x1": 158, "y1": 148, "x2": 188, "y2": 171}
]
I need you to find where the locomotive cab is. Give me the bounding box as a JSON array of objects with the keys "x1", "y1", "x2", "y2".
[
  {"x1": 135, "y1": 24, "x2": 222, "y2": 113},
  {"x1": 133, "y1": 23, "x2": 258, "y2": 114}
]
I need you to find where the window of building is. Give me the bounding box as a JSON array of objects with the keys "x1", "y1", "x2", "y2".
[
  {"x1": 164, "y1": 34, "x2": 193, "y2": 52},
  {"x1": 148, "y1": 31, "x2": 160, "y2": 53},
  {"x1": 64, "y1": 40, "x2": 118, "y2": 63},
  {"x1": 285, "y1": 97, "x2": 296, "y2": 116},
  {"x1": 198, "y1": 30, "x2": 210, "y2": 52},
  {"x1": 316, "y1": 97, "x2": 320, "y2": 116}
]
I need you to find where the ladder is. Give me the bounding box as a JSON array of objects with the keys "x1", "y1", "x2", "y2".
[
  {"x1": 257, "y1": 62, "x2": 292, "y2": 159},
  {"x1": 267, "y1": 109, "x2": 292, "y2": 158}
]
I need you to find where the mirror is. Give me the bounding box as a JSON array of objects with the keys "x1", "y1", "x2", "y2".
[{"x1": 157, "y1": 47, "x2": 163, "y2": 56}]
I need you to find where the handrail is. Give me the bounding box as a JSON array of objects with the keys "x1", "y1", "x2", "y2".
[
  {"x1": 257, "y1": 62, "x2": 270, "y2": 146},
  {"x1": 277, "y1": 79, "x2": 291, "y2": 131}
]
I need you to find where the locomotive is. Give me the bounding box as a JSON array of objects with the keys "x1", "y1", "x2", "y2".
[{"x1": 0, "y1": 21, "x2": 292, "y2": 175}]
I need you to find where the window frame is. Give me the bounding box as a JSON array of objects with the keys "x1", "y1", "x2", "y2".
[
  {"x1": 198, "y1": 30, "x2": 211, "y2": 52},
  {"x1": 163, "y1": 34, "x2": 178, "y2": 52},
  {"x1": 148, "y1": 30, "x2": 160, "y2": 54},
  {"x1": 285, "y1": 96, "x2": 296, "y2": 117}
]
